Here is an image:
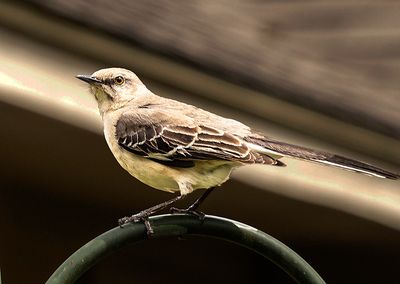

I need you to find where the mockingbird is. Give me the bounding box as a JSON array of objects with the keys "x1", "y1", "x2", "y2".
[{"x1": 77, "y1": 67, "x2": 399, "y2": 232}]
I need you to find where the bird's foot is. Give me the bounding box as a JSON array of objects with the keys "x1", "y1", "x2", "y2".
[
  {"x1": 118, "y1": 213, "x2": 143, "y2": 225},
  {"x1": 170, "y1": 206, "x2": 206, "y2": 221},
  {"x1": 118, "y1": 194, "x2": 185, "y2": 236},
  {"x1": 169, "y1": 188, "x2": 214, "y2": 220},
  {"x1": 118, "y1": 211, "x2": 154, "y2": 235}
]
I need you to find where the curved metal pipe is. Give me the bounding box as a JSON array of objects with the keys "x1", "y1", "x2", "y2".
[{"x1": 46, "y1": 214, "x2": 325, "y2": 284}]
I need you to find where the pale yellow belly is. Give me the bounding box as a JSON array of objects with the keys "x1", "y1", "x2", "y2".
[{"x1": 116, "y1": 149, "x2": 238, "y2": 194}]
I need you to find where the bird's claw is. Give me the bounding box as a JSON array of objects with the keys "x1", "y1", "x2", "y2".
[
  {"x1": 118, "y1": 214, "x2": 142, "y2": 226},
  {"x1": 170, "y1": 207, "x2": 206, "y2": 221},
  {"x1": 118, "y1": 213, "x2": 154, "y2": 236}
]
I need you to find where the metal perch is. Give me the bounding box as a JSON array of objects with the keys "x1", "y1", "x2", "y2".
[{"x1": 46, "y1": 214, "x2": 325, "y2": 284}]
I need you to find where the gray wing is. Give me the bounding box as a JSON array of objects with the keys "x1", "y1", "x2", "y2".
[{"x1": 115, "y1": 114, "x2": 281, "y2": 167}]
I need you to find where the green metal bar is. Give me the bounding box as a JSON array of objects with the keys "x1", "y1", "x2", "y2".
[{"x1": 46, "y1": 214, "x2": 325, "y2": 284}]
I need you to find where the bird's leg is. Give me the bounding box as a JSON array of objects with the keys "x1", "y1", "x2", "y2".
[
  {"x1": 118, "y1": 195, "x2": 185, "y2": 234},
  {"x1": 170, "y1": 187, "x2": 215, "y2": 219}
]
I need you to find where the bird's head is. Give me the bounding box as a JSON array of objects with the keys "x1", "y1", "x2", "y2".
[{"x1": 77, "y1": 67, "x2": 146, "y2": 113}]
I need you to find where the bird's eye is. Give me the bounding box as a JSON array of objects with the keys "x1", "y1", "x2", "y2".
[{"x1": 114, "y1": 76, "x2": 125, "y2": 85}]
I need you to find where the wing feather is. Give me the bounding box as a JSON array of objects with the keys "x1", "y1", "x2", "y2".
[{"x1": 116, "y1": 116, "x2": 278, "y2": 166}]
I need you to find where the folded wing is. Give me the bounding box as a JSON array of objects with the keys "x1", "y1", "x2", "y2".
[{"x1": 115, "y1": 115, "x2": 282, "y2": 167}]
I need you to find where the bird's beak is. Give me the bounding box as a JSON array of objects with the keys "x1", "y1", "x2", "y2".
[{"x1": 76, "y1": 75, "x2": 102, "y2": 84}]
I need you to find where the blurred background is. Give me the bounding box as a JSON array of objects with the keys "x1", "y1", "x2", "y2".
[{"x1": 1, "y1": 1, "x2": 400, "y2": 283}]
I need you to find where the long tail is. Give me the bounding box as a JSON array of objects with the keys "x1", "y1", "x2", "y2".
[{"x1": 245, "y1": 136, "x2": 399, "y2": 180}]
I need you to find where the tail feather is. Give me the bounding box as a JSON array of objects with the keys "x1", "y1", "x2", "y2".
[{"x1": 245, "y1": 136, "x2": 399, "y2": 180}]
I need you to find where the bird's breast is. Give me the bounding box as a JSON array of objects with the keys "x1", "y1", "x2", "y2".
[{"x1": 102, "y1": 113, "x2": 239, "y2": 194}]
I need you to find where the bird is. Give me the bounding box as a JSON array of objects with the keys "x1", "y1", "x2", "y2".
[{"x1": 77, "y1": 67, "x2": 399, "y2": 232}]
